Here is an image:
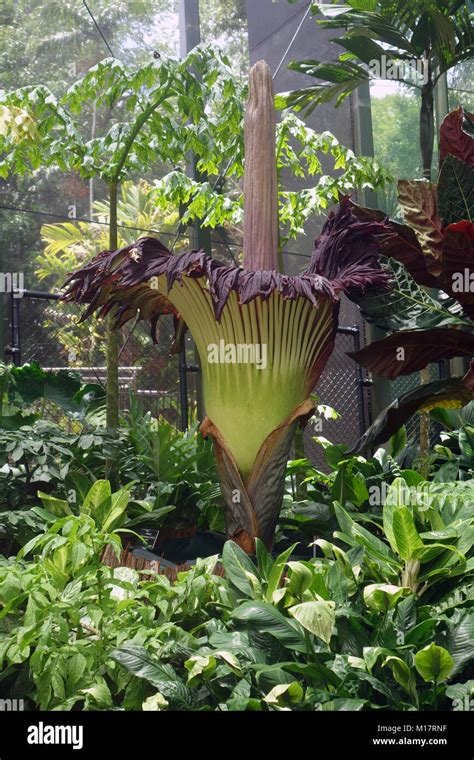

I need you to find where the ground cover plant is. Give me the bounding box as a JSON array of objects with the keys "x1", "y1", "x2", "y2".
[{"x1": 0, "y1": 468, "x2": 472, "y2": 711}]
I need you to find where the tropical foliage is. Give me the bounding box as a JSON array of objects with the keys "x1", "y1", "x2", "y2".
[{"x1": 347, "y1": 106, "x2": 474, "y2": 451}]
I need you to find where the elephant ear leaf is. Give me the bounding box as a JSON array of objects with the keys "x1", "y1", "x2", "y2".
[{"x1": 349, "y1": 363, "x2": 474, "y2": 453}]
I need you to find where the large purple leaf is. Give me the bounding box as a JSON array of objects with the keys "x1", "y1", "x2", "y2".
[
  {"x1": 439, "y1": 107, "x2": 474, "y2": 168},
  {"x1": 349, "y1": 328, "x2": 474, "y2": 378},
  {"x1": 350, "y1": 201, "x2": 438, "y2": 287},
  {"x1": 439, "y1": 221, "x2": 474, "y2": 319},
  {"x1": 349, "y1": 363, "x2": 474, "y2": 454}
]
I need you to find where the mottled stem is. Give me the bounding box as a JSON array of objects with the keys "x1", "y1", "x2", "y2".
[{"x1": 243, "y1": 60, "x2": 279, "y2": 272}]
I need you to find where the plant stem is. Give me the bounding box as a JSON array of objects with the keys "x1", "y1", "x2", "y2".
[{"x1": 105, "y1": 180, "x2": 120, "y2": 485}]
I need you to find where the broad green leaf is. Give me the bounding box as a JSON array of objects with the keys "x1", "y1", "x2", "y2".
[
  {"x1": 263, "y1": 681, "x2": 304, "y2": 707},
  {"x1": 38, "y1": 492, "x2": 72, "y2": 517},
  {"x1": 392, "y1": 507, "x2": 424, "y2": 561},
  {"x1": 232, "y1": 601, "x2": 306, "y2": 652},
  {"x1": 383, "y1": 656, "x2": 418, "y2": 702},
  {"x1": 414, "y1": 643, "x2": 454, "y2": 683},
  {"x1": 363, "y1": 584, "x2": 409, "y2": 612},
  {"x1": 222, "y1": 540, "x2": 261, "y2": 598},
  {"x1": 288, "y1": 600, "x2": 335, "y2": 644},
  {"x1": 286, "y1": 562, "x2": 313, "y2": 598},
  {"x1": 81, "y1": 480, "x2": 111, "y2": 519},
  {"x1": 185, "y1": 655, "x2": 217, "y2": 686}
]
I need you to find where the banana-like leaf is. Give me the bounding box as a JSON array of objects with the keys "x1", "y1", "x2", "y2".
[
  {"x1": 277, "y1": 60, "x2": 369, "y2": 114},
  {"x1": 348, "y1": 327, "x2": 474, "y2": 378},
  {"x1": 349, "y1": 362, "x2": 474, "y2": 453}
]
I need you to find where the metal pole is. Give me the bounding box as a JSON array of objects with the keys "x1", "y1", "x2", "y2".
[
  {"x1": 352, "y1": 325, "x2": 369, "y2": 438},
  {"x1": 179, "y1": 0, "x2": 207, "y2": 423},
  {"x1": 10, "y1": 292, "x2": 21, "y2": 366},
  {"x1": 178, "y1": 348, "x2": 189, "y2": 431}
]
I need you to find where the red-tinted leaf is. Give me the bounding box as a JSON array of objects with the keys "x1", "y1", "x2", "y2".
[
  {"x1": 350, "y1": 201, "x2": 438, "y2": 287},
  {"x1": 349, "y1": 328, "x2": 474, "y2": 378},
  {"x1": 397, "y1": 180, "x2": 444, "y2": 266},
  {"x1": 439, "y1": 107, "x2": 474, "y2": 168},
  {"x1": 439, "y1": 222, "x2": 474, "y2": 318},
  {"x1": 349, "y1": 362, "x2": 474, "y2": 453}
]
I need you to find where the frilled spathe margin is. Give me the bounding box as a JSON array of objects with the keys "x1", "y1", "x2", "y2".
[{"x1": 63, "y1": 198, "x2": 392, "y2": 333}]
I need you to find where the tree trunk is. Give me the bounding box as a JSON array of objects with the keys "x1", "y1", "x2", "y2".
[{"x1": 420, "y1": 59, "x2": 434, "y2": 180}]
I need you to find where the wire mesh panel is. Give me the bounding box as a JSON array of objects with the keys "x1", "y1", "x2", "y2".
[
  {"x1": 389, "y1": 363, "x2": 445, "y2": 445},
  {"x1": 304, "y1": 327, "x2": 369, "y2": 469},
  {"x1": 8, "y1": 292, "x2": 183, "y2": 428}
]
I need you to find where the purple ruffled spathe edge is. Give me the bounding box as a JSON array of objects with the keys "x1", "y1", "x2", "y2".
[{"x1": 63, "y1": 197, "x2": 394, "y2": 329}]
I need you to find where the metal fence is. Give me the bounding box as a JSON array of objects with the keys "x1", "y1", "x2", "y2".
[{"x1": 4, "y1": 289, "x2": 373, "y2": 462}]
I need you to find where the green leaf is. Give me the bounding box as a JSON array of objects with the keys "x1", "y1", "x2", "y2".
[
  {"x1": 383, "y1": 656, "x2": 418, "y2": 702},
  {"x1": 446, "y1": 680, "x2": 474, "y2": 711},
  {"x1": 414, "y1": 643, "x2": 454, "y2": 683},
  {"x1": 232, "y1": 601, "x2": 306, "y2": 652},
  {"x1": 263, "y1": 681, "x2": 304, "y2": 707},
  {"x1": 81, "y1": 480, "x2": 111, "y2": 519},
  {"x1": 392, "y1": 507, "x2": 424, "y2": 561},
  {"x1": 288, "y1": 601, "x2": 336, "y2": 644},
  {"x1": 286, "y1": 562, "x2": 313, "y2": 598},
  {"x1": 38, "y1": 492, "x2": 72, "y2": 517},
  {"x1": 445, "y1": 610, "x2": 474, "y2": 676},
  {"x1": 352, "y1": 258, "x2": 464, "y2": 333},
  {"x1": 222, "y1": 541, "x2": 261, "y2": 599},
  {"x1": 390, "y1": 426, "x2": 406, "y2": 457},
  {"x1": 363, "y1": 584, "x2": 409, "y2": 612},
  {"x1": 185, "y1": 655, "x2": 217, "y2": 686}
]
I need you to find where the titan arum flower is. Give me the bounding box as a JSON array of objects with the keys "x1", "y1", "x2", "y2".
[{"x1": 64, "y1": 62, "x2": 392, "y2": 552}]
